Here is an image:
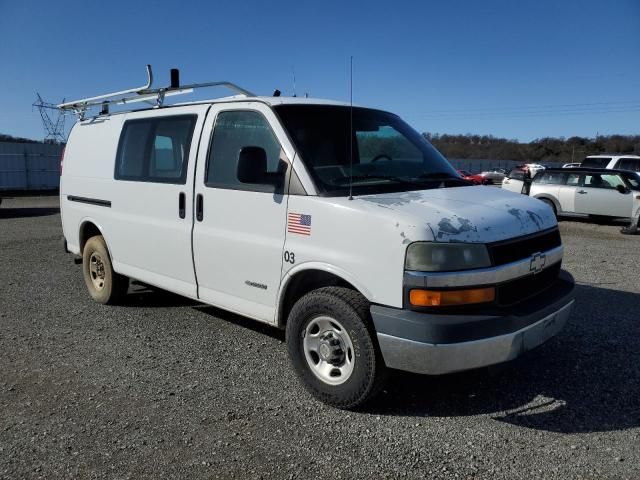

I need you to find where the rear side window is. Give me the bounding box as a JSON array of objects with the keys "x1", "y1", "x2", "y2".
[
  {"x1": 615, "y1": 158, "x2": 640, "y2": 172},
  {"x1": 115, "y1": 115, "x2": 197, "y2": 184},
  {"x1": 206, "y1": 110, "x2": 283, "y2": 192},
  {"x1": 535, "y1": 171, "x2": 566, "y2": 184},
  {"x1": 581, "y1": 157, "x2": 610, "y2": 168}
]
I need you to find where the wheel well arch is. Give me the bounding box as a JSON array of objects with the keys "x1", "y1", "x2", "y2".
[
  {"x1": 78, "y1": 220, "x2": 103, "y2": 254},
  {"x1": 533, "y1": 194, "x2": 560, "y2": 213},
  {"x1": 276, "y1": 269, "x2": 364, "y2": 328}
]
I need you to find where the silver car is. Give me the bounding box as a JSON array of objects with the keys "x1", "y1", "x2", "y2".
[
  {"x1": 529, "y1": 168, "x2": 640, "y2": 221},
  {"x1": 479, "y1": 168, "x2": 507, "y2": 184}
]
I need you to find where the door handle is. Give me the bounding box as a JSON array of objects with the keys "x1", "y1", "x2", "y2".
[
  {"x1": 178, "y1": 192, "x2": 186, "y2": 219},
  {"x1": 196, "y1": 193, "x2": 204, "y2": 222},
  {"x1": 577, "y1": 190, "x2": 587, "y2": 194}
]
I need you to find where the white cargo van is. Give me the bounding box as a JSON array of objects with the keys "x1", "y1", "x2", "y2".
[{"x1": 59, "y1": 67, "x2": 575, "y2": 408}]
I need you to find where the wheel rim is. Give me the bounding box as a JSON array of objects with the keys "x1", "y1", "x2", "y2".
[
  {"x1": 302, "y1": 316, "x2": 355, "y2": 385},
  {"x1": 88, "y1": 252, "x2": 106, "y2": 291}
]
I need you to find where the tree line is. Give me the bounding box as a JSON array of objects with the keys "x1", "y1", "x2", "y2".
[
  {"x1": 0, "y1": 133, "x2": 51, "y2": 144},
  {"x1": 423, "y1": 133, "x2": 640, "y2": 163}
]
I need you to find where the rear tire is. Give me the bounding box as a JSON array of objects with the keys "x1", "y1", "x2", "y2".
[
  {"x1": 539, "y1": 198, "x2": 557, "y2": 217},
  {"x1": 82, "y1": 235, "x2": 128, "y2": 304},
  {"x1": 286, "y1": 286, "x2": 387, "y2": 409}
]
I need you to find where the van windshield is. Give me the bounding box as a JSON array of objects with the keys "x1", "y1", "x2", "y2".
[{"x1": 274, "y1": 105, "x2": 465, "y2": 196}]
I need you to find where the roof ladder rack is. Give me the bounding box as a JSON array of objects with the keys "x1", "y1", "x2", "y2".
[{"x1": 57, "y1": 65, "x2": 255, "y2": 119}]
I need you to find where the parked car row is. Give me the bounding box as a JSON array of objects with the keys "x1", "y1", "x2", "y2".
[{"x1": 501, "y1": 165, "x2": 640, "y2": 232}]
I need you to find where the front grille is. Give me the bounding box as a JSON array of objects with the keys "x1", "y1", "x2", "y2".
[
  {"x1": 488, "y1": 228, "x2": 561, "y2": 266},
  {"x1": 496, "y1": 262, "x2": 561, "y2": 306}
]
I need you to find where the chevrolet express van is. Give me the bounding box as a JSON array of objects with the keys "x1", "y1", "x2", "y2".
[{"x1": 59, "y1": 68, "x2": 575, "y2": 408}]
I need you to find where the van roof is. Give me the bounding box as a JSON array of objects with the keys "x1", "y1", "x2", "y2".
[{"x1": 173, "y1": 95, "x2": 352, "y2": 108}]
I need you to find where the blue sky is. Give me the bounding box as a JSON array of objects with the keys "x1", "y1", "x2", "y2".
[{"x1": 1, "y1": 0, "x2": 638, "y2": 142}]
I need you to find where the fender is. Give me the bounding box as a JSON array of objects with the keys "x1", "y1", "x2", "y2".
[
  {"x1": 533, "y1": 194, "x2": 561, "y2": 213},
  {"x1": 77, "y1": 216, "x2": 115, "y2": 260},
  {"x1": 275, "y1": 261, "x2": 374, "y2": 325}
]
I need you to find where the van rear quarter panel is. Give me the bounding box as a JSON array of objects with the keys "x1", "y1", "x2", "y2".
[{"x1": 60, "y1": 115, "x2": 124, "y2": 253}]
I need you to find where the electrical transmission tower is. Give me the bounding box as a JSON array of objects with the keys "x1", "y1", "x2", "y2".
[{"x1": 33, "y1": 93, "x2": 67, "y2": 143}]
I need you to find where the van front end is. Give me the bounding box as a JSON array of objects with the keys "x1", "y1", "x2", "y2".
[{"x1": 371, "y1": 228, "x2": 575, "y2": 375}]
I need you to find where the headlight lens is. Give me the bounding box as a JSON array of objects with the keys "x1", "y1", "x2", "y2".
[{"x1": 405, "y1": 242, "x2": 491, "y2": 272}]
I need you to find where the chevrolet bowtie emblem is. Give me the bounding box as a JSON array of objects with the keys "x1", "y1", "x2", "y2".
[{"x1": 530, "y1": 252, "x2": 546, "y2": 274}]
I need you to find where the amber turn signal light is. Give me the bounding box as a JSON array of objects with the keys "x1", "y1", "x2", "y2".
[{"x1": 409, "y1": 287, "x2": 496, "y2": 307}]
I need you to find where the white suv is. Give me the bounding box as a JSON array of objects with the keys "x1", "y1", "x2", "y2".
[
  {"x1": 58, "y1": 67, "x2": 575, "y2": 408},
  {"x1": 581, "y1": 154, "x2": 640, "y2": 172},
  {"x1": 530, "y1": 167, "x2": 640, "y2": 222}
]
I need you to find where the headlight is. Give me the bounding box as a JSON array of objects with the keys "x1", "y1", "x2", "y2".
[{"x1": 405, "y1": 242, "x2": 491, "y2": 272}]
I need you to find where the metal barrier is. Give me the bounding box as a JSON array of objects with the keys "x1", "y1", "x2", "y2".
[{"x1": 0, "y1": 142, "x2": 63, "y2": 191}]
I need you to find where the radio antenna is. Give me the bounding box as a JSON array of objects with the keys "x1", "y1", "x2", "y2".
[
  {"x1": 348, "y1": 56, "x2": 354, "y2": 201},
  {"x1": 292, "y1": 66, "x2": 297, "y2": 97}
]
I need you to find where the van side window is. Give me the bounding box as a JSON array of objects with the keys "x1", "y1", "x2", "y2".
[
  {"x1": 206, "y1": 111, "x2": 284, "y2": 192},
  {"x1": 115, "y1": 115, "x2": 196, "y2": 184},
  {"x1": 581, "y1": 157, "x2": 610, "y2": 168}
]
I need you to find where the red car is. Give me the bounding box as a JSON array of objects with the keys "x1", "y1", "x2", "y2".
[{"x1": 457, "y1": 170, "x2": 490, "y2": 185}]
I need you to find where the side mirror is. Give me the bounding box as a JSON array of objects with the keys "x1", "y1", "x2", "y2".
[
  {"x1": 616, "y1": 184, "x2": 629, "y2": 194},
  {"x1": 237, "y1": 146, "x2": 283, "y2": 186}
]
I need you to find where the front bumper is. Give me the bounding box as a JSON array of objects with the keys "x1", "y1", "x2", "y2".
[{"x1": 371, "y1": 270, "x2": 575, "y2": 375}]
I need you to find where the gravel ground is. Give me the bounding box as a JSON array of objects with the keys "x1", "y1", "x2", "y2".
[{"x1": 1, "y1": 195, "x2": 639, "y2": 479}]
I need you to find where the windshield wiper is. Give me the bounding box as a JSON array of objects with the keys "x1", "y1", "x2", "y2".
[
  {"x1": 331, "y1": 174, "x2": 422, "y2": 186},
  {"x1": 416, "y1": 172, "x2": 464, "y2": 180}
]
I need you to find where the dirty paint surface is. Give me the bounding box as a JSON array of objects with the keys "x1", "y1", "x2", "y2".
[{"x1": 355, "y1": 187, "x2": 557, "y2": 243}]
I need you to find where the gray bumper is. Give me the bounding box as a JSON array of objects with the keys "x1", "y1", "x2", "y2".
[
  {"x1": 376, "y1": 300, "x2": 573, "y2": 374},
  {"x1": 372, "y1": 270, "x2": 575, "y2": 375}
]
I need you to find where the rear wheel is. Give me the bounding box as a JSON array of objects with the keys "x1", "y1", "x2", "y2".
[
  {"x1": 82, "y1": 235, "x2": 128, "y2": 304},
  {"x1": 539, "y1": 198, "x2": 557, "y2": 217},
  {"x1": 286, "y1": 286, "x2": 387, "y2": 409}
]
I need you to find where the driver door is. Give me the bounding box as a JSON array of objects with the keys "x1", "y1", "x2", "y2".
[
  {"x1": 191, "y1": 104, "x2": 293, "y2": 323},
  {"x1": 575, "y1": 173, "x2": 633, "y2": 217}
]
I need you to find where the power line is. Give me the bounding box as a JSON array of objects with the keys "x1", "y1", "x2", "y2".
[
  {"x1": 404, "y1": 100, "x2": 640, "y2": 116},
  {"x1": 406, "y1": 105, "x2": 640, "y2": 120}
]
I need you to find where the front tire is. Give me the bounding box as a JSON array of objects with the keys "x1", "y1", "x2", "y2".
[
  {"x1": 82, "y1": 235, "x2": 128, "y2": 304},
  {"x1": 286, "y1": 287, "x2": 387, "y2": 409}
]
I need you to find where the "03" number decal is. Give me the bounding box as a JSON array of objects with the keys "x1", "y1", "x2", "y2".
[{"x1": 284, "y1": 251, "x2": 295, "y2": 264}]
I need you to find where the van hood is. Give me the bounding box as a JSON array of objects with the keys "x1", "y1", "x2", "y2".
[{"x1": 355, "y1": 186, "x2": 556, "y2": 243}]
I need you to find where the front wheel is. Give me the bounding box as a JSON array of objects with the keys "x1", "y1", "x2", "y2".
[{"x1": 286, "y1": 287, "x2": 387, "y2": 409}]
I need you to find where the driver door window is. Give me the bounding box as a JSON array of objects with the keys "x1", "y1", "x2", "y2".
[{"x1": 206, "y1": 110, "x2": 284, "y2": 192}]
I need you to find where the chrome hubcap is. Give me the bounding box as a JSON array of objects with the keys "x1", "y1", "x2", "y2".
[
  {"x1": 89, "y1": 252, "x2": 106, "y2": 290},
  {"x1": 303, "y1": 316, "x2": 355, "y2": 385}
]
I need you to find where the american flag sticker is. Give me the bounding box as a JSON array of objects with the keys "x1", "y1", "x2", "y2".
[{"x1": 287, "y1": 212, "x2": 312, "y2": 236}]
